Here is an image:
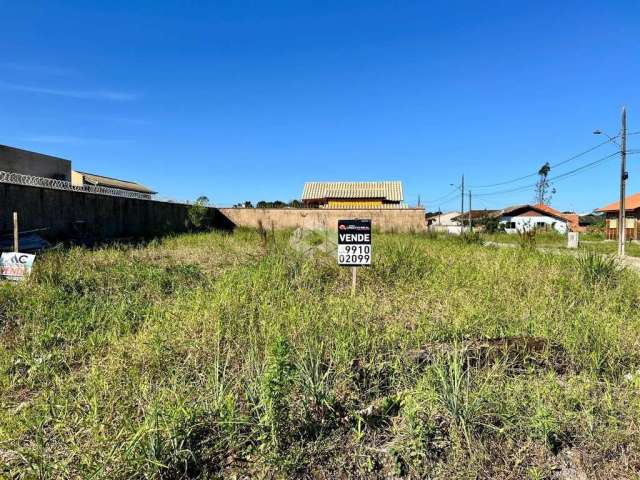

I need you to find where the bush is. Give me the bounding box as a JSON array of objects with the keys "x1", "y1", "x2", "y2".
[
  {"x1": 457, "y1": 231, "x2": 483, "y2": 245},
  {"x1": 576, "y1": 252, "x2": 623, "y2": 286},
  {"x1": 477, "y1": 216, "x2": 502, "y2": 234},
  {"x1": 187, "y1": 196, "x2": 210, "y2": 230},
  {"x1": 373, "y1": 238, "x2": 432, "y2": 283},
  {"x1": 517, "y1": 229, "x2": 537, "y2": 249}
]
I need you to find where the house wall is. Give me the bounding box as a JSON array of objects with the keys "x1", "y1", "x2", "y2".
[
  {"x1": 71, "y1": 170, "x2": 84, "y2": 186},
  {"x1": 500, "y1": 215, "x2": 568, "y2": 234},
  {"x1": 604, "y1": 211, "x2": 639, "y2": 240},
  {"x1": 0, "y1": 145, "x2": 72, "y2": 181},
  {"x1": 429, "y1": 225, "x2": 464, "y2": 235},
  {"x1": 426, "y1": 212, "x2": 462, "y2": 235},
  {"x1": 217, "y1": 207, "x2": 425, "y2": 232}
]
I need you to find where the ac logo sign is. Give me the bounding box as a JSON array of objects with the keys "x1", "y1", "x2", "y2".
[{"x1": 0, "y1": 252, "x2": 36, "y2": 281}]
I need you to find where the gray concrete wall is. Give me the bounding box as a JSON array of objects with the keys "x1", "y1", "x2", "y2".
[
  {"x1": 0, "y1": 183, "x2": 233, "y2": 240},
  {"x1": 0, "y1": 145, "x2": 72, "y2": 181},
  {"x1": 218, "y1": 207, "x2": 426, "y2": 232}
]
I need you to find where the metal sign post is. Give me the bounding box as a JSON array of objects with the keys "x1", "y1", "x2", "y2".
[{"x1": 337, "y1": 219, "x2": 372, "y2": 295}]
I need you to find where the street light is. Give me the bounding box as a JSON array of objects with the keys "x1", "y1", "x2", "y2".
[
  {"x1": 593, "y1": 129, "x2": 621, "y2": 147},
  {"x1": 450, "y1": 182, "x2": 463, "y2": 214},
  {"x1": 450, "y1": 180, "x2": 468, "y2": 232}
]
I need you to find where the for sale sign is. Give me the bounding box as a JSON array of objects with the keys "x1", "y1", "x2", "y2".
[
  {"x1": 0, "y1": 252, "x2": 35, "y2": 281},
  {"x1": 337, "y1": 219, "x2": 372, "y2": 266}
]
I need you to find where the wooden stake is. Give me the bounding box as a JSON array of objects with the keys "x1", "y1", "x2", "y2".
[
  {"x1": 351, "y1": 266, "x2": 357, "y2": 296},
  {"x1": 13, "y1": 212, "x2": 19, "y2": 252}
]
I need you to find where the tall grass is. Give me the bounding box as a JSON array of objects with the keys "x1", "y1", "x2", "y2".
[
  {"x1": 576, "y1": 251, "x2": 623, "y2": 286},
  {"x1": 1, "y1": 230, "x2": 639, "y2": 478}
]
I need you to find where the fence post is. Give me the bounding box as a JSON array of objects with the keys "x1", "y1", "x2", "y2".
[{"x1": 13, "y1": 212, "x2": 19, "y2": 252}]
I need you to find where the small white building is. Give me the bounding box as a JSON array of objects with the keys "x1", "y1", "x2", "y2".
[
  {"x1": 497, "y1": 204, "x2": 570, "y2": 234},
  {"x1": 427, "y1": 211, "x2": 463, "y2": 235}
]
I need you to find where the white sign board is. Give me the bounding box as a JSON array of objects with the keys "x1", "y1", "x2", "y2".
[
  {"x1": 0, "y1": 252, "x2": 36, "y2": 281},
  {"x1": 338, "y1": 219, "x2": 372, "y2": 266},
  {"x1": 567, "y1": 232, "x2": 579, "y2": 249}
]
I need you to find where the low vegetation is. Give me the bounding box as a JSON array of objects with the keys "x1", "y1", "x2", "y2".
[
  {"x1": 483, "y1": 230, "x2": 640, "y2": 257},
  {"x1": 1, "y1": 230, "x2": 639, "y2": 478}
]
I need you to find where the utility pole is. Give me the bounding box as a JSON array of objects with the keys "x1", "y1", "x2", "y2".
[
  {"x1": 619, "y1": 106, "x2": 628, "y2": 256},
  {"x1": 468, "y1": 190, "x2": 472, "y2": 232}
]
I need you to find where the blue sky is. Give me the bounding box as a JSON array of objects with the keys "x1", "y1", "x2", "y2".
[{"x1": 1, "y1": 1, "x2": 639, "y2": 212}]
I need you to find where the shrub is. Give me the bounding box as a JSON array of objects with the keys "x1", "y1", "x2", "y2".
[
  {"x1": 457, "y1": 231, "x2": 483, "y2": 245},
  {"x1": 260, "y1": 337, "x2": 296, "y2": 448},
  {"x1": 373, "y1": 238, "x2": 431, "y2": 283},
  {"x1": 433, "y1": 348, "x2": 497, "y2": 449},
  {"x1": 477, "y1": 216, "x2": 502, "y2": 234},
  {"x1": 517, "y1": 229, "x2": 537, "y2": 249},
  {"x1": 576, "y1": 252, "x2": 622, "y2": 286},
  {"x1": 187, "y1": 196, "x2": 210, "y2": 230}
]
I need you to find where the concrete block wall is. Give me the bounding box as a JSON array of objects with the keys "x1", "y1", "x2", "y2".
[
  {"x1": 0, "y1": 145, "x2": 72, "y2": 181},
  {"x1": 0, "y1": 183, "x2": 232, "y2": 240},
  {"x1": 0, "y1": 183, "x2": 424, "y2": 243},
  {"x1": 217, "y1": 207, "x2": 426, "y2": 232}
]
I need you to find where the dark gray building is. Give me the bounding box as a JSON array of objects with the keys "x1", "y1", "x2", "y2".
[{"x1": 0, "y1": 145, "x2": 72, "y2": 181}]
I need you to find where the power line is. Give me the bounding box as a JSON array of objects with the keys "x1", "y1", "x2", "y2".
[
  {"x1": 470, "y1": 137, "x2": 618, "y2": 189},
  {"x1": 425, "y1": 132, "x2": 639, "y2": 205},
  {"x1": 424, "y1": 187, "x2": 460, "y2": 204},
  {"x1": 474, "y1": 151, "x2": 620, "y2": 198},
  {"x1": 436, "y1": 195, "x2": 463, "y2": 209}
]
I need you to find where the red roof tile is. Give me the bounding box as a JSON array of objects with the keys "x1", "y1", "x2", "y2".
[
  {"x1": 596, "y1": 192, "x2": 640, "y2": 212},
  {"x1": 532, "y1": 204, "x2": 585, "y2": 232}
]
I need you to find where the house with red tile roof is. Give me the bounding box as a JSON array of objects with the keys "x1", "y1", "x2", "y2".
[
  {"x1": 531, "y1": 204, "x2": 585, "y2": 233},
  {"x1": 496, "y1": 204, "x2": 584, "y2": 234},
  {"x1": 596, "y1": 192, "x2": 640, "y2": 240}
]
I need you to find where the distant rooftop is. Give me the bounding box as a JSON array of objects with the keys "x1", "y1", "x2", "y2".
[
  {"x1": 597, "y1": 192, "x2": 640, "y2": 212},
  {"x1": 74, "y1": 170, "x2": 156, "y2": 195},
  {"x1": 302, "y1": 181, "x2": 403, "y2": 202}
]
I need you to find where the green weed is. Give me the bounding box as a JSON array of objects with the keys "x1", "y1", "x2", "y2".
[
  {"x1": 1, "y1": 230, "x2": 639, "y2": 478},
  {"x1": 576, "y1": 251, "x2": 623, "y2": 286}
]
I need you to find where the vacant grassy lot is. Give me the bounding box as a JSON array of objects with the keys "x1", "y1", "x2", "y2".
[
  {"x1": 1, "y1": 230, "x2": 639, "y2": 479},
  {"x1": 482, "y1": 231, "x2": 640, "y2": 257}
]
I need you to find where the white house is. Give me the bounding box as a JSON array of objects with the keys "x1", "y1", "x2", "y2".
[
  {"x1": 497, "y1": 204, "x2": 571, "y2": 234},
  {"x1": 427, "y1": 211, "x2": 463, "y2": 235}
]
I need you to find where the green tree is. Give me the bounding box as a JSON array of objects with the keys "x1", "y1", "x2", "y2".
[
  {"x1": 187, "y1": 196, "x2": 210, "y2": 229},
  {"x1": 256, "y1": 200, "x2": 287, "y2": 208}
]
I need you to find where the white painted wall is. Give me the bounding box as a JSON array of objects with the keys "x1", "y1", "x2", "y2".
[
  {"x1": 427, "y1": 211, "x2": 463, "y2": 235},
  {"x1": 430, "y1": 224, "x2": 464, "y2": 235},
  {"x1": 499, "y1": 215, "x2": 568, "y2": 234}
]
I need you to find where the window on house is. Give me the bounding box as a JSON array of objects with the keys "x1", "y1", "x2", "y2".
[
  {"x1": 509, "y1": 222, "x2": 516, "y2": 229},
  {"x1": 536, "y1": 222, "x2": 546, "y2": 229}
]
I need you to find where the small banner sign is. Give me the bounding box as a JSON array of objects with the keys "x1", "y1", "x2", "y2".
[
  {"x1": 337, "y1": 219, "x2": 372, "y2": 266},
  {"x1": 0, "y1": 252, "x2": 36, "y2": 281}
]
